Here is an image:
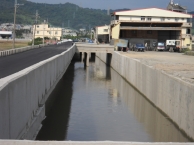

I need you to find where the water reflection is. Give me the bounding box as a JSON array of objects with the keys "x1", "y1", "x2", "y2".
[
  {"x1": 36, "y1": 62, "x2": 75, "y2": 140},
  {"x1": 36, "y1": 56, "x2": 191, "y2": 142},
  {"x1": 95, "y1": 57, "x2": 190, "y2": 142}
]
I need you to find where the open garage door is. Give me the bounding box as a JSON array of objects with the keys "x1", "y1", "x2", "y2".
[{"x1": 158, "y1": 30, "x2": 181, "y2": 42}]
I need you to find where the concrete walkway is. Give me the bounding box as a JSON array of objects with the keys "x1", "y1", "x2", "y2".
[{"x1": 121, "y1": 51, "x2": 194, "y2": 85}]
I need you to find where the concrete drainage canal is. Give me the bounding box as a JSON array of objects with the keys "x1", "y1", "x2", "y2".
[{"x1": 35, "y1": 54, "x2": 192, "y2": 142}]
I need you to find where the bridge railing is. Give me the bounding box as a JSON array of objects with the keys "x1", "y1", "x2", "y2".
[
  {"x1": 0, "y1": 44, "x2": 76, "y2": 139},
  {"x1": 0, "y1": 44, "x2": 50, "y2": 57}
]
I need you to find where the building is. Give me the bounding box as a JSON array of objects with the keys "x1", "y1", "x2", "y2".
[
  {"x1": 110, "y1": 6, "x2": 193, "y2": 49},
  {"x1": 167, "y1": 0, "x2": 187, "y2": 13},
  {"x1": 62, "y1": 27, "x2": 77, "y2": 37},
  {"x1": 96, "y1": 25, "x2": 110, "y2": 43},
  {"x1": 0, "y1": 31, "x2": 12, "y2": 39},
  {"x1": 33, "y1": 23, "x2": 62, "y2": 40}
]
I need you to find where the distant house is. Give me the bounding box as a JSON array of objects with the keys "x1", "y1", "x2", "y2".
[
  {"x1": 0, "y1": 31, "x2": 12, "y2": 39},
  {"x1": 96, "y1": 25, "x2": 110, "y2": 43},
  {"x1": 62, "y1": 27, "x2": 77, "y2": 36},
  {"x1": 33, "y1": 23, "x2": 62, "y2": 40}
]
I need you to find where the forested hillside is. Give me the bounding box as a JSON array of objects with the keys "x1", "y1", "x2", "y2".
[{"x1": 0, "y1": 0, "x2": 112, "y2": 29}]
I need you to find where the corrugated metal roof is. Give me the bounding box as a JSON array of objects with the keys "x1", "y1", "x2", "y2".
[{"x1": 0, "y1": 31, "x2": 12, "y2": 35}]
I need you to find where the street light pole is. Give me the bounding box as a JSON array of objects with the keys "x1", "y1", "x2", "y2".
[{"x1": 12, "y1": 0, "x2": 23, "y2": 49}]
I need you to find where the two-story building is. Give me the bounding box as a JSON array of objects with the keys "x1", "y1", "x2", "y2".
[
  {"x1": 33, "y1": 23, "x2": 62, "y2": 40},
  {"x1": 96, "y1": 25, "x2": 110, "y2": 43},
  {"x1": 110, "y1": 6, "x2": 193, "y2": 49}
]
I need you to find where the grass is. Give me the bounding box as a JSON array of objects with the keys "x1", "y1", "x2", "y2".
[{"x1": 0, "y1": 41, "x2": 29, "y2": 51}]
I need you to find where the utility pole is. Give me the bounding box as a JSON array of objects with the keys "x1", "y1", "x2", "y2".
[
  {"x1": 43, "y1": 20, "x2": 46, "y2": 45},
  {"x1": 50, "y1": 24, "x2": 52, "y2": 44},
  {"x1": 12, "y1": 0, "x2": 23, "y2": 49},
  {"x1": 32, "y1": 10, "x2": 39, "y2": 46}
]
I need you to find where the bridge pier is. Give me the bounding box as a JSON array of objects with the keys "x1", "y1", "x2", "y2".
[
  {"x1": 86, "y1": 52, "x2": 90, "y2": 66},
  {"x1": 81, "y1": 52, "x2": 84, "y2": 62},
  {"x1": 76, "y1": 43, "x2": 114, "y2": 67}
]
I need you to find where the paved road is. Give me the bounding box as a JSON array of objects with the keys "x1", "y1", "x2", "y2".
[{"x1": 0, "y1": 42, "x2": 72, "y2": 79}]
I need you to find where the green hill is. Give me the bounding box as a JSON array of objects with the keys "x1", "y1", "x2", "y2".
[{"x1": 0, "y1": 0, "x2": 111, "y2": 30}]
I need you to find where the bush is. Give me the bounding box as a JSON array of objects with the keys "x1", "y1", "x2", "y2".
[
  {"x1": 181, "y1": 48, "x2": 190, "y2": 53},
  {"x1": 184, "y1": 51, "x2": 194, "y2": 56},
  {"x1": 28, "y1": 41, "x2": 42, "y2": 45}
]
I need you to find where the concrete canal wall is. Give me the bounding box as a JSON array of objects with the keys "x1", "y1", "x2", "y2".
[
  {"x1": 0, "y1": 45, "x2": 76, "y2": 140},
  {"x1": 96, "y1": 52, "x2": 194, "y2": 140}
]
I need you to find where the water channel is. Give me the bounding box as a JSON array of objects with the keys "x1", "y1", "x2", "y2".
[{"x1": 36, "y1": 55, "x2": 191, "y2": 142}]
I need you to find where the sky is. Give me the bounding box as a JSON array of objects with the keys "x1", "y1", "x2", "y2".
[{"x1": 27, "y1": 0, "x2": 194, "y2": 11}]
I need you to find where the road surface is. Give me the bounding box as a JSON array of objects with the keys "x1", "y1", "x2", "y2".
[{"x1": 0, "y1": 42, "x2": 72, "y2": 79}]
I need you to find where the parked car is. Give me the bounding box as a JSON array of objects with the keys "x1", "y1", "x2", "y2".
[
  {"x1": 134, "y1": 43, "x2": 145, "y2": 52},
  {"x1": 88, "y1": 39, "x2": 94, "y2": 43},
  {"x1": 156, "y1": 42, "x2": 165, "y2": 51},
  {"x1": 73, "y1": 39, "x2": 78, "y2": 42}
]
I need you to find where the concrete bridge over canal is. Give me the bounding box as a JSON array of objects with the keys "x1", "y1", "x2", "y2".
[
  {"x1": 0, "y1": 42, "x2": 194, "y2": 144},
  {"x1": 0, "y1": 43, "x2": 114, "y2": 140},
  {"x1": 75, "y1": 43, "x2": 114, "y2": 66}
]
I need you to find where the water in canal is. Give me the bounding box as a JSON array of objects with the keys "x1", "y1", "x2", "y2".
[{"x1": 36, "y1": 55, "x2": 191, "y2": 142}]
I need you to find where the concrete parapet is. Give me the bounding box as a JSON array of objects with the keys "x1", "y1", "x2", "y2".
[
  {"x1": 96, "y1": 52, "x2": 194, "y2": 140},
  {"x1": 0, "y1": 44, "x2": 76, "y2": 139},
  {"x1": 0, "y1": 140, "x2": 193, "y2": 145}
]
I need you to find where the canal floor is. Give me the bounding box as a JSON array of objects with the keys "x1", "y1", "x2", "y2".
[{"x1": 36, "y1": 56, "x2": 191, "y2": 142}]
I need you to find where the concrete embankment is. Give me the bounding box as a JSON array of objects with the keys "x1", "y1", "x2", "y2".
[
  {"x1": 0, "y1": 44, "x2": 75, "y2": 139},
  {"x1": 96, "y1": 52, "x2": 194, "y2": 140},
  {"x1": 0, "y1": 140, "x2": 194, "y2": 145}
]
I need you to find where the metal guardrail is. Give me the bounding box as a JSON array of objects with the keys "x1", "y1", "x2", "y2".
[{"x1": 0, "y1": 44, "x2": 48, "y2": 57}]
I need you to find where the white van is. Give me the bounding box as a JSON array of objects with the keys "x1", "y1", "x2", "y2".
[
  {"x1": 166, "y1": 40, "x2": 181, "y2": 52},
  {"x1": 156, "y1": 42, "x2": 165, "y2": 51}
]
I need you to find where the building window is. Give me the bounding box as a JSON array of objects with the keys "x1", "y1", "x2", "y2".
[
  {"x1": 161, "y1": 17, "x2": 165, "y2": 21},
  {"x1": 132, "y1": 30, "x2": 137, "y2": 36},
  {"x1": 55, "y1": 31, "x2": 58, "y2": 35},
  {"x1": 181, "y1": 18, "x2": 184, "y2": 21},
  {"x1": 104, "y1": 29, "x2": 108, "y2": 32},
  {"x1": 187, "y1": 18, "x2": 191, "y2": 23},
  {"x1": 147, "y1": 30, "x2": 152, "y2": 34},
  {"x1": 147, "y1": 17, "x2": 152, "y2": 21},
  {"x1": 175, "y1": 18, "x2": 179, "y2": 21},
  {"x1": 37, "y1": 31, "x2": 39, "y2": 34},
  {"x1": 186, "y1": 29, "x2": 190, "y2": 34},
  {"x1": 187, "y1": 44, "x2": 190, "y2": 46},
  {"x1": 37, "y1": 25, "x2": 39, "y2": 28},
  {"x1": 141, "y1": 16, "x2": 145, "y2": 21}
]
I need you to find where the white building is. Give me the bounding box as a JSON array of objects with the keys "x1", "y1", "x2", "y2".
[
  {"x1": 110, "y1": 6, "x2": 193, "y2": 49},
  {"x1": 33, "y1": 23, "x2": 62, "y2": 40},
  {"x1": 96, "y1": 25, "x2": 110, "y2": 43},
  {"x1": 0, "y1": 31, "x2": 12, "y2": 39},
  {"x1": 62, "y1": 27, "x2": 77, "y2": 36}
]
